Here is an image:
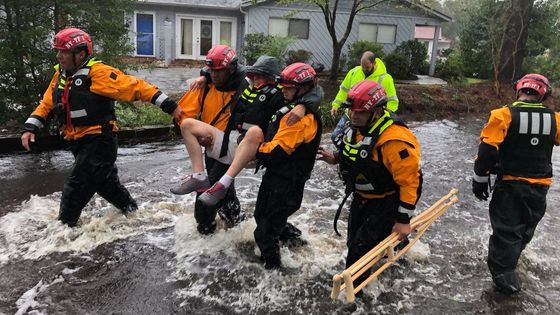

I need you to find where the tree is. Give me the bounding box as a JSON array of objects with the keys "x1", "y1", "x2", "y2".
[
  {"x1": 491, "y1": 0, "x2": 534, "y2": 84},
  {"x1": 457, "y1": 0, "x2": 559, "y2": 95},
  {"x1": 280, "y1": 0, "x2": 393, "y2": 81},
  {"x1": 0, "y1": 0, "x2": 135, "y2": 126}
]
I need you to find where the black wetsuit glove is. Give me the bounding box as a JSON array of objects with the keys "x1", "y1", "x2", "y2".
[{"x1": 472, "y1": 179, "x2": 489, "y2": 201}]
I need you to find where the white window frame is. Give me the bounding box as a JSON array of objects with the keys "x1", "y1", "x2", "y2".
[
  {"x1": 133, "y1": 10, "x2": 156, "y2": 57},
  {"x1": 268, "y1": 17, "x2": 310, "y2": 39},
  {"x1": 175, "y1": 14, "x2": 237, "y2": 60},
  {"x1": 358, "y1": 23, "x2": 397, "y2": 44}
]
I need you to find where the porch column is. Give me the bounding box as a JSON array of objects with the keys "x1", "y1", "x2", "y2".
[{"x1": 429, "y1": 25, "x2": 440, "y2": 76}]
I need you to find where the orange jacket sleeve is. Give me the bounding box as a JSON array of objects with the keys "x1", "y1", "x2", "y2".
[
  {"x1": 257, "y1": 113, "x2": 318, "y2": 162},
  {"x1": 380, "y1": 139, "x2": 422, "y2": 208},
  {"x1": 88, "y1": 63, "x2": 161, "y2": 103}
]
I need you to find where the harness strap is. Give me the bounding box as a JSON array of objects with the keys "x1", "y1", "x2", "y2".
[{"x1": 333, "y1": 191, "x2": 352, "y2": 236}]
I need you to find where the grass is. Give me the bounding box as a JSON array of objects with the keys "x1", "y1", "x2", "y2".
[
  {"x1": 115, "y1": 102, "x2": 173, "y2": 128},
  {"x1": 466, "y1": 78, "x2": 485, "y2": 84}
]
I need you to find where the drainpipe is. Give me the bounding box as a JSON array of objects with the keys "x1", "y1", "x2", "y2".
[{"x1": 239, "y1": 1, "x2": 249, "y2": 61}]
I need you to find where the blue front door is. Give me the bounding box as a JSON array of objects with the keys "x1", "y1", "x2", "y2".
[{"x1": 136, "y1": 13, "x2": 154, "y2": 56}]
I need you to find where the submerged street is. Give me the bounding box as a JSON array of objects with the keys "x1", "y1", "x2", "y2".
[{"x1": 1, "y1": 118, "x2": 559, "y2": 314}]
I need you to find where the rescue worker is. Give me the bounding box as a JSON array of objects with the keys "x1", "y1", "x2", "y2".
[
  {"x1": 472, "y1": 73, "x2": 558, "y2": 294},
  {"x1": 317, "y1": 80, "x2": 422, "y2": 287},
  {"x1": 251, "y1": 63, "x2": 323, "y2": 269},
  {"x1": 171, "y1": 55, "x2": 285, "y2": 204},
  {"x1": 20, "y1": 27, "x2": 181, "y2": 227},
  {"x1": 330, "y1": 51, "x2": 398, "y2": 144},
  {"x1": 170, "y1": 44, "x2": 246, "y2": 234},
  {"x1": 197, "y1": 60, "x2": 322, "y2": 207}
]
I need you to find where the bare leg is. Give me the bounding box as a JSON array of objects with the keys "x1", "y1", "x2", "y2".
[
  {"x1": 226, "y1": 126, "x2": 264, "y2": 177},
  {"x1": 180, "y1": 118, "x2": 218, "y2": 173}
]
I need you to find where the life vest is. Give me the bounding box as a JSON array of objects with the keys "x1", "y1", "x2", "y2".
[
  {"x1": 264, "y1": 103, "x2": 322, "y2": 180},
  {"x1": 499, "y1": 104, "x2": 556, "y2": 178},
  {"x1": 230, "y1": 83, "x2": 282, "y2": 132},
  {"x1": 338, "y1": 110, "x2": 407, "y2": 195},
  {"x1": 53, "y1": 58, "x2": 115, "y2": 127}
]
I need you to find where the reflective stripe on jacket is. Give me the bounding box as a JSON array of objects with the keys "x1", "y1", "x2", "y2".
[
  {"x1": 338, "y1": 111, "x2": 422, "y2": 221},
  {"x1": 26, "y1": 59, "x2": 166, "y2": 141},
  {"x1": 475, "y1": 101, "x2": 560, "y2": 185}
]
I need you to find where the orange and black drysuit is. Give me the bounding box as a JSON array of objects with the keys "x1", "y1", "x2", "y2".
[
  {"x1": 21, "y1": 58, "x2": 177, "y2": 226},
  {"x1": 474, "y1": 101, "x2": 560, "y2": 277},
  {"x1": 335, "y1": 110, "x2": 422, "y2": 282},
  {"x1": 176, "y1": 65, "x2": 246, "y2": 233},
  {"x1": 253, "y1": 85, "x2": 323, "y2": 268}
]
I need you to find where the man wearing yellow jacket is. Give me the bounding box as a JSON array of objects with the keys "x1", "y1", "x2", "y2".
[
  {"x1": 318, "y1": 80, "x2": 422, "y2": 288},
  {"x1": 20, "y1": 27, "x2": 181, "y2": 227},
  {"x1": 330, "y1": 51, "x2": 398, "y2": 143},
  {"x1": 473, "y1": 73, "x2": 558, "y2": 294}
]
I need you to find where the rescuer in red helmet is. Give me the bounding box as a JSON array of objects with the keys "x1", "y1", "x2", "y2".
[
  {"x1": 317, "y1": 80, "x2": 422, "y2": 289},
  {"x1": 472, "y1": 73, "x2": 558, "y2": 294},
  {"x1": 20, "y1": 27, "x2": 181, "y2": 227}
]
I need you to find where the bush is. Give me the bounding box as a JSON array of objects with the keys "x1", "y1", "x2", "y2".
[
  {"x1": 242, "y1": 33, "x2": 295, "y2": 66},
  {"x1": 435, "y1": 49, "x2": 465, "y2": 82},
  {"x1": 346, "y1": 40, "x2": 385, "y2": 69},
  {"x1": 394, "y1": 40, "x2": 429, "y2": 75},
  {"x1": 523, "y1": 49, "x2": 560, "y2": 83},
  {"x1": 383, "y1": 53, "x2": 412, "y2": 80},
  {"x1": 115, "y1": 102, "x2": 173, "y2": 128},
  {"x1": 286, "y1": 49, "x2": 313, "y2": 65}
]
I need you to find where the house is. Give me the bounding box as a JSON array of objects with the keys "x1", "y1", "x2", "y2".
[
  {"x1": 415, "y1": 26, "x2": 452, "y2": 59},
  {"x1": 129, "y1": 0, "x2": 451, "y2": 74}
]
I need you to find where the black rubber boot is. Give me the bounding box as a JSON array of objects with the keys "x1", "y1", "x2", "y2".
[
  {"x1": 263, "y1": 252, "x2": 282, "y2": 270},
  {"x1": 120, "y1": 200, "x2": 138, "y2": 215},
  {"x1": 197, "y1": 221, "x2": 217, "y2": 235},
  {"x1": 492, "y1": 271, "x2": 521, "y2": 294},
  {"x1": 279, "y1": 222, "x2": 307, "y2": 247}
]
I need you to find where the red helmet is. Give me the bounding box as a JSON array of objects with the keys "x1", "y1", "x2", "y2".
[
  {"x1": 279, "y1": 62, "x2": 317, "y2": 88},
  {"x1": 515, "y1": 73, "x2": 552, "y2": 100},
  {"x1": 344, "y1": 80, "x2": 388, "y2": 112},
  {"x1": 53, "y1": 27, "x2": 93, "y2": 55},
  {"x1": 205, "y1": 45, "x2": 238, "y2": 70}
]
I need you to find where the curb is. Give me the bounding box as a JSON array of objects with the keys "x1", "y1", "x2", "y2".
[{"x1": 0, "y1": 125, "x2": 179, "y2": 154}]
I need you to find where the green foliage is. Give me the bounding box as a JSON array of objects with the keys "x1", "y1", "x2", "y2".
[
  {"x1": 383, "y1": 53, "x2": 412, "y2": 80},
  {"x1": 242, "y1": 33, "x2": 295, "y2": 66},
  {"x1": 346, "y1": 40, "x2": 385, "y2": 69},
  {"x1": 435, "y1": 49, "x2": 465, "y2": 83},
  {"x1": 457, "y1": 0, "x2": 560, "y2": 80},
  {"x1": 115, "y1": 102, "x2": 173, "y2": 128},
  {"x1": 0, "y1": 0, "x2": 136, "y2": 126},
  {"x1": 319, "y1": 101, "x2": 338, "y2": 129},
  {"x1": 286, "y1": 49, "x2": 313, "y2": 65},
  {"x1": 394, "y1": 40, "x2": 428, "y2": 75}
]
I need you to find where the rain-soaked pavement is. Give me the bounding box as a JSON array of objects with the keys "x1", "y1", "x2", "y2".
[{"x1": 1, "y1": 118, "x2": 560, "y2": 314}]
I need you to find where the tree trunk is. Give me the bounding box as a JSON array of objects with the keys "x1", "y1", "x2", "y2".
[
  {"x1": 329, "y1": 43, "x2": 343, "y2": 81},
  {"x1": 496, "y1": 0, "x2": 534, "y2": 82}
]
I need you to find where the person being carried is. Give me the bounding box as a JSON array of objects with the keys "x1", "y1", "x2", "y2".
[
  {"x1": 172, "y1": 55, "x2": 286, "y2": 202},
  {"x1": 317, "y1": 80, "x2": 422, "y2": 288},
  {"x1": 330, "y1": 51, "x2": 398, "y2": 144},
  {"x1": 196, "y1": 61, "x2": 322, "y2": 207},
  {"x1": 472, "y1": 73, "x2": 559, "y2": 295},
  {"x1": 170, "y1": 44, "x2": 247, "y2": 234},
  {"x1": 20, "y1": 27, "x2": 181, "y2": 227}
]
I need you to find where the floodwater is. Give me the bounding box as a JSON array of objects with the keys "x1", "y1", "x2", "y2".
[{"x1": 1, "y1": 118, "x2": 559, "y2": 314}]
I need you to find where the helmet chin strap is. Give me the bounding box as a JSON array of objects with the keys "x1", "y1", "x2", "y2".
[{"x1": 68, "y1": 51, "x2": 89, "y2": 75}]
